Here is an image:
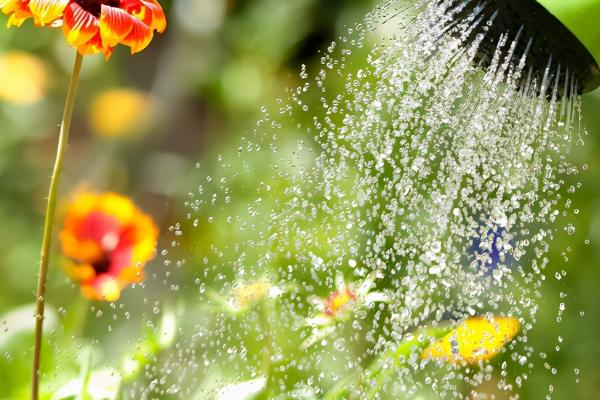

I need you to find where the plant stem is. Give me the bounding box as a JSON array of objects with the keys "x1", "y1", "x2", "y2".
[
  {"x1": 32, "y1": 51, "x2": 84, "y2": 400},
  {"x1": 258, "y1": 303, "x2": 275, "y2": 399},
  {"x1": 322, "y1": 326, "x2": 452, "y2": 400}
]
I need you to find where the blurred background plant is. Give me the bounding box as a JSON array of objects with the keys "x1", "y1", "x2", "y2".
[{"x1": 0, "y1": 0, "x2": 600, "y2": 399}]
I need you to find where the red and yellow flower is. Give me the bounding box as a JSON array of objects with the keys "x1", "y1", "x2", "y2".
[
  {"x1": 301, "y1": 270, "x2": 389, "y2": 349},
  {"x1": 0, "y1": 0, "x2": 166, "y2": 58},
  {"x1": 60, "y1": 191, "x2": 158, "y2": 301}
]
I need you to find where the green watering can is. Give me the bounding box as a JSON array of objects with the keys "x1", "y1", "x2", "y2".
[{"x1": 537, "y1": 0, "x2": 600, "y2": 91}]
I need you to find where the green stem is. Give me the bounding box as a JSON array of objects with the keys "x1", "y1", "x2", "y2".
[
  {"x1": 32, "y1": 51, "x2": 84, "y2": 400},
  {"x1": 322, "y1": 326, "x2": 452, "y2": 400},
  {"x1": 258, "y1": 303, "x2": 275, "y2": 399},
  {"x1": 77, "y1": 347, "x2": 93, "y2": 400}
]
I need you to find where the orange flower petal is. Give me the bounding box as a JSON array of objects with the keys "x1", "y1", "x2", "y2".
[
  {"x1": 28, "y1": 0, "x2": 68, "y2": 26},
  {"x1": 118, "y1": 265, "x2": 144, "y2": 284},
  {"x1": 76, "y1": 34, "x2": 115, "y2": 59},
  {"x1": 1, "y1": 0, "x2": 32, "y2": 27},
  {"x1": 62, "y1": 2, "x2": 98, "y2": 47},
  {"x1": 60, "y1": 231, "x2": 104, "y2": 262},
  {"x1": 139, "y1": 0, "x2": 166, "y2": 32},
  {"x1": 6, "y1": 9, "x2": 30, "y2": 27},
  {"x1": 65, "y1": 262, "x2": 95, "y2": 281},
  {"x1": 75, "y1": 32, "x2": 98, "y2": 54},
  {"x1": 100, "y1": 44, "x2": 115, "y2": 60},
  {"x1": 121, "y1": 15, "x2": 152, "y2": 54},
  {"x1": 99, "y1": 5, "x2": 134, "y2": 49},
  {"x1": 0, "y1": 0, "x2": 27, "y2": 14}
]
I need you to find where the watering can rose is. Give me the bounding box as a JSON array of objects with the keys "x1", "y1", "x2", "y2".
[
  {"x1": 60, "y1": 191, "x2": 158, "y2": 301},
  {"x1": 421, "y1": 316, "x2": 520, "y2": 365},
  {"x1": 0, "y1": 0, "x2": 166, "y2": 58}
]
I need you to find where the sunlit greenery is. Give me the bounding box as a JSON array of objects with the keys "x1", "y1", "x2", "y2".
[{"x1": 1, "y1": 0, "x2": 600, "y2": 399}]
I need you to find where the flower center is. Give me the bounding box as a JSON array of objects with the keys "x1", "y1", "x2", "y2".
[
  {"x1": 92, "y1": 256, "x2": 112, "y2": 275},
  {"x1": 75, "y1": 0, "x2": 121, "y2": 17},
  {"x1": 325, "y1": 289, "x2": 356, "y2": 316},
  {"x1": 234, "y1": 282, "x2": 270, "y2": 308}
]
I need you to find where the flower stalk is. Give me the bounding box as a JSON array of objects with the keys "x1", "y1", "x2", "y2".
[
  {"x1": 32, "y1": 51, "x2": 84, "y2": 400},
  {"x1": 322, "y1": 326, "x2": 452, "y2": 399}
]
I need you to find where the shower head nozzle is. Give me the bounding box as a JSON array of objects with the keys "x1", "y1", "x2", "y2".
[{"x1": 446, "y1": 0, "x2": 600, "y2": 94}]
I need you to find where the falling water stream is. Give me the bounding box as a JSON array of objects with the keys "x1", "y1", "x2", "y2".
[{"x1": 52, "y1": 0, "x2": 587, "y2": 398}]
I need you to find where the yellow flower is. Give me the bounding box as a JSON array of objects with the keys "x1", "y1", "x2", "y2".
[
  {"x1": 233, "y1": 281, "x2": 271, "y2": 309},
  {"x1": 217, "y1": 280, "x2": 283, "y2": 313},
  {"x1": 421, "y1": 316, "x2": 520, "y2": 365},
  {"x1": 89, "y1": 88, "x2": 154, "y2": 138},
  {"x1": 0, "y1": 52, "x2": 49, "y2": 105}
]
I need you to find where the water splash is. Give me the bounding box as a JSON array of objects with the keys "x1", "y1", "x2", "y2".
[{"x1": 143, "y1": 1, "x2": 585, "y2": 398}]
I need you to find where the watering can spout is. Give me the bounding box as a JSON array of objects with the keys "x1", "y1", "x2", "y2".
[{"x1": 441, "y1": 0, "x2": 600, "y2": 94}]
